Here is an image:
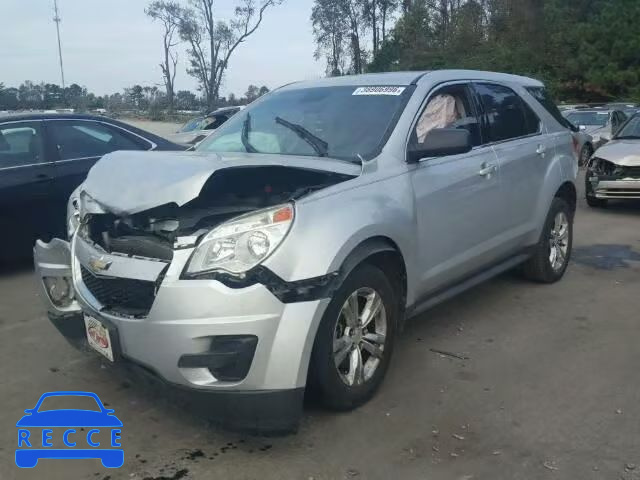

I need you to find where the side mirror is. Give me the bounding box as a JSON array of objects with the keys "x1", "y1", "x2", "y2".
[
  {"x1": 579, "y1": 125, "x2": 587, "y2": 131},
  {"x1": 407, "y1": 128, "x2": 472, "y2": 163}
]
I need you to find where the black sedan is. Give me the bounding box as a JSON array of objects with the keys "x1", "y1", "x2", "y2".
[{"x1": 0, "y1": 113, "x2": 183, "y2": 259}]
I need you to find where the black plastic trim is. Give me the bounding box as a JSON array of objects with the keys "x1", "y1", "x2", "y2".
[
  {"x1": 178, "y1": 335, "x2": 258, "y2": 382},
  {"x1": 183, "y1": 265, "x2": 341, "y2": 303}
]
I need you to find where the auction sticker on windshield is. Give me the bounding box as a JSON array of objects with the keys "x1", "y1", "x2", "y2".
[
  {"x1": 353, "y1": 86, "x2": 406, "y2": 96},
  {"x1": 84, "y1": 315, "x2": 114, "y2": 362}
]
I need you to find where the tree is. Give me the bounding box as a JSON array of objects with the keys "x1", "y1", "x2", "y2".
[
  {"x1": 0, "y1": 84, "x2": 19, "y2": 110},
  {"x1": 146, "y1": 1, "x2": 183, "y2": 112},
  {"x1": 311, "y1": 0, "x2": 348, "y2": 76},
  {"x1": 176, "y1": 0, "x2": 283, "y2": 110},
  {"x1": 258, "y1": 85, "x2": 270, "y2": 96},
  {"x1": 176, "y1": 89, "x2": 198, "y2": 110}
]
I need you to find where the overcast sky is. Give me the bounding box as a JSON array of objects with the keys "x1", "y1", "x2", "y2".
[{"x1": 0, "y1": 0, "x2": 324, "y2": 97}]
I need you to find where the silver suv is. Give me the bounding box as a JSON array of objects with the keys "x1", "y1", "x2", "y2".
[{"x1": 35, "y1": 70, "x2": 577, "y2": 432}]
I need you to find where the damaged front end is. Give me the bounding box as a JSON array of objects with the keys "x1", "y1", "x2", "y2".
[
  {"x1": 587, "y1": 156, "x2": 640, "y2": 200},
  {"x1": 36, "y1": 150, "x2": 358, "y2": 322}
]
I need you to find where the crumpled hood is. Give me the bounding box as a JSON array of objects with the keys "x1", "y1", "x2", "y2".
[
  {"x1": 81, "y1": 150, "x2": 360, "y2": 215},
  {"x1": 595, "y1": 139, "x2": 640, "y2": 166}
]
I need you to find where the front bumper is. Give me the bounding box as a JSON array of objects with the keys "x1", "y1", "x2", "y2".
[
  {"x1": 589, "y1": 176, "x2": 640, "y2": 199},
  {"x1": 34, "y1": 237, "x2": 330, "y2": 394}
]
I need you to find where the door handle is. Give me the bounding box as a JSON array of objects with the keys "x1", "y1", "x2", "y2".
[
  {"x1": 478, "y1": 163, "x2": 497, "y2": 177},
  {"x1": 536, "y1": 144, "x2": 547, "y2": 157}
]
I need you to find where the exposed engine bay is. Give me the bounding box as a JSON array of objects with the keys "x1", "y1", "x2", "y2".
[{"x1": 81, "y1": 166, "x2": 354, "y2": 261}]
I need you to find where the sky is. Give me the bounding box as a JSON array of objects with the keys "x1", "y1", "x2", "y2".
[{"x1": 0, "y1": 0, "x2": 324, "y2": 97}]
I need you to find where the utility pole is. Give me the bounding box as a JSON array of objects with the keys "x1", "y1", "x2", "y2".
[{"x1": 53, "y1": 0, "x2": 65, "y2": 88}]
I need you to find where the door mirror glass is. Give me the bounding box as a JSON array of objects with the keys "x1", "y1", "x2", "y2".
[{"x1": 408, "y1": 128, "x2": 472, "y2": 163}]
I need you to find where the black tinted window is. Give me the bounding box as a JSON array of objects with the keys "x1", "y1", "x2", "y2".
[
  {"x1": 0, "y1": 121, "x2": 44, "y2": 168},
  {"x1": 475, "y1": 83, "x2": 536, "y2": 142},
  {"x1": 526, "y1": 86, "x2": 573, "y2": 130},
  {"x1": 50, "y1": 121, "x2": 144, "y2": 160}
]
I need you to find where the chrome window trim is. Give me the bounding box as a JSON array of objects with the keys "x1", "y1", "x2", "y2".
[
  {"x1": 0, "y1": 117, "x2": 157, "y2": 165},
  {"x1": 45, "y1": 118, "x2": 157, "y2": 155}
]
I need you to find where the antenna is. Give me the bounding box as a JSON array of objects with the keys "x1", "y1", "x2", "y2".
[{"x1": 53, "y1": 0, "x2": 65, "y2": 88}]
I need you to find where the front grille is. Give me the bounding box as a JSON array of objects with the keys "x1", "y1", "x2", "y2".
[
  {"x1": 621, "y1": 166, "x2": 640, "y2": 178},
  {"x1": 80, "y1": 265, "x2": 157, "y2": 316}
]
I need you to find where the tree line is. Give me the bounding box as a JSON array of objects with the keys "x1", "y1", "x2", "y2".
[
  {"x1": 0, "y1": 81, "x2": 269, "y2": 114},
  {"x1": 0, "y1": 0, "x2": 281, "y2": 113},
  {"x1": 312, "y1": 0, "x2": 640, "y2": 102}
]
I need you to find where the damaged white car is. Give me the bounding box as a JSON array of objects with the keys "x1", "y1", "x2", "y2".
[
  {"x1": 586, "y1": 112, "x2": 640, "y2": 207},
  {"x1": 35, "y1": 70, "x2": 577, "y2": 432}
]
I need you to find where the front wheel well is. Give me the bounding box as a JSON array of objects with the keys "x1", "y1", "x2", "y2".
[
  {"x1": 338, "y1": 237, "x2": 408, "y2": 325},
  {"x1": 555, "y1": 182, "x2": 577, "y2": 215}
]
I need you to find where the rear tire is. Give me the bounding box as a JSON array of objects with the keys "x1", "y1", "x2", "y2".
[
  {"x1": 522, "y1": 197, "x2": 573, "y2": 283},
  {"x1": 309, "y1": 263, "x2": 398, "y2": 410}
]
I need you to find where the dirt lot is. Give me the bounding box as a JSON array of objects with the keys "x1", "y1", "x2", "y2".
[
  {"x1": 120, "y1": 118, "x2": 183, "y2": 139},
  {"x1": 2, "y1": 174, "x2": 639, "y2": 480}
]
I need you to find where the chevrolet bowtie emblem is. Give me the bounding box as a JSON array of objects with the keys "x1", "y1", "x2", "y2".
[{"x1": 89, "y1": 256, "x2": 112, "y2": 272}]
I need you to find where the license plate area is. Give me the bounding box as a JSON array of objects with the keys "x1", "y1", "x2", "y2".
[{"x1": 84, "y1": 314, "x2": 117, "y2": 362}]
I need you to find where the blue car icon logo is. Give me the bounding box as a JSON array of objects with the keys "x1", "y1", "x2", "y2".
[{"x1": 16, "y1": 391, "x2": 123, "y2": 468}]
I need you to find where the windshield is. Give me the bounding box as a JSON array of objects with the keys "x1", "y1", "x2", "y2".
[
  {"x1": 180, "y1": 117, "x2": 205, "y2": 132},
  {"x1": 564, "y1": 111, "x2": 609, "y2": 127},
  {"x1": 614, "y1": 114, "x2": 640, "y2": 138},
  {"x1": 196, "y1": 86, "x2": 413, "y2": 162}
]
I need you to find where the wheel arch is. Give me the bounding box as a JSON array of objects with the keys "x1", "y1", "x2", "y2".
[
  {"x1": 555, "y1": 181, "x2": 577, "y2": 216},
  {"x1": 335, "y1": 236, "x2": 408, "y2": 325}
]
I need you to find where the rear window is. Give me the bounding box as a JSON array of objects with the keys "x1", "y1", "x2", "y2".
[{"x1": 525, "y1": 87, "x2": 574, "y2": 131}]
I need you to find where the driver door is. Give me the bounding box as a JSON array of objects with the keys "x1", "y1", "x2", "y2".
[{"x1": 409, "y1": 82, "x2": 506, "y2": 299}]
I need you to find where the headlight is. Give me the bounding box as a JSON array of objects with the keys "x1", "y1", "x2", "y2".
[
  {"x1": 185, "y1": 204, "x2": 294, "y2": 275},
  {"x1": 66, "y1": 190, "x2": 81, "y2": 238}
]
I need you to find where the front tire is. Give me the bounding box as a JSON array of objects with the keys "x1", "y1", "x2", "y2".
[
  {"x1": 585, "y1": 174, "x2": 607, "y2": 208},
  {"x1": 579, "y1": 144, "x2": 593, "y2": 167},
  {"x1": 309, "y1": 263, "x2": 398, "y2": 410},
  {"x1": 522, "y1": 197, "x2": 573, "y2": 283}
]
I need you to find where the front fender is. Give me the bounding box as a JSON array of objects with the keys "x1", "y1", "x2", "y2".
[{"x1": 263, "y1": 174, "x2": 418, "y2": 304}]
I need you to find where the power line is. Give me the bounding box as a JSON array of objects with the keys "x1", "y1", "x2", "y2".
[{"x1": 53, "y1": 0, "x2": 65, "y2": 88}]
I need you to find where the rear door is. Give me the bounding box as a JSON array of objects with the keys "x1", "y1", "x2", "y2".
[
  {"x1": 0, "y1": 120, "x2": 57, "y2": 247},
  {"x1": 47, "y1": 119, "x2": 150, "y2": 210},
  {"x1": 472, "y1": 82, "x2": 547, "y2": 248}
]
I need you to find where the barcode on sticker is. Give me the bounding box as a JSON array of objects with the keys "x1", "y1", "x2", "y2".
[{"x1": 353, "y1": 86, "x2": 406, "y2": 96}]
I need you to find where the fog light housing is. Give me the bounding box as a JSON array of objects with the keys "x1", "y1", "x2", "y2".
[
  {"x1": 43, "y1": 276, "x2": 74, "y2": 307},
  {"x1": 178, "y1": 335, "x2": 258, "y2": 382}
]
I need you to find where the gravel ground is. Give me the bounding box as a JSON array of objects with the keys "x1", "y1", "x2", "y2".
[
  {"x1": 2, "y1": 173, "x2": 640, "y2": 480},
  {"x1": 120, "y1": 118, "x2": 183, "y2": 139}
]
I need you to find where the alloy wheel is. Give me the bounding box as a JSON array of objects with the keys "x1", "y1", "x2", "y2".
[
  {"x1": 549, "y1": 212, "x2": 569, "y2": 271},
  {"x1": 333, "y1": 287, "x2": 387, "y2": 387}
]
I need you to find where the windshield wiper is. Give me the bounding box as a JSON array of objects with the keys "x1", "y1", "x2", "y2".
[
  {"x1": 241, "y1": 113, "x2": 259, "y2": 153},
  {"x1": 275, "y1": 116, "x2": 329, "y2": 157},
  {"x1": 615, "y1": 135, "x2": 640, "y2": 140}
]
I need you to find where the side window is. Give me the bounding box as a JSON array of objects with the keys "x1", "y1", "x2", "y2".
[
  {"x1": 414, "y1": 83, "x2": 482, "y2": 147},
  {"x1": 521, "y1": 100, "x2": 541, "y2": 135},
  {"x1": 49, "y1": 121, "x2": 144, "y2": 161},
  {"x1": 474, "y1": 83, "x2": 538, "y2": 142},
  {"x1": 0, "y1": 121, "x2": 45, "y2": 169}
]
